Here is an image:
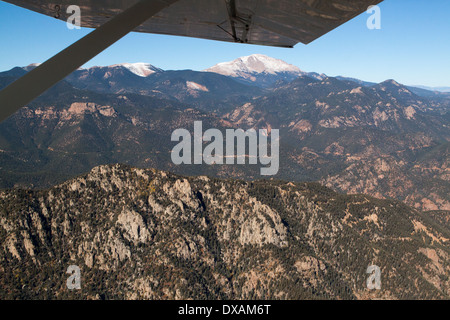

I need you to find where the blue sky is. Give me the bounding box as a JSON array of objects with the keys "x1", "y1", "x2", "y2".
[{"x1": 0, "y1": 0, "x2": 449, "y2": 87}]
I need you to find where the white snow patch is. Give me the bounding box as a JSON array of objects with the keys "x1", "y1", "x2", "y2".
[
  {"x1": 23, "y1": 63, "x2": 41, "y2": 71},
  {"x1": 112, "y1": 62, "x2": 160, "y2": 77},
  {"x1": 186, "y1": 81, "x2": 209, "y2": 92}
]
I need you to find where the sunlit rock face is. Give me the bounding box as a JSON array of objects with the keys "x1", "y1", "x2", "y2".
[{"x1": 0, "y1": 164, "x2": 448, "y2": 300}]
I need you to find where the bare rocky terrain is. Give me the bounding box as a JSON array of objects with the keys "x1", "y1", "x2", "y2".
[{"x1": 0, "y1": 164, "x2": 448, "y2": 299}]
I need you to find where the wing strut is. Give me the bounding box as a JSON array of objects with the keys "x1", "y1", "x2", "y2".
[
  {"x1": 223, "y1": 0, "x2": 253, "y2": 43},
  {"x1": 0, "y1": 0, "x2": 179, "y2": 122}
]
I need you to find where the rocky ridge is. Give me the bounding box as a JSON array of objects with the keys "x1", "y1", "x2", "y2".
[{"x1": 0, "y1": 164, "x2": 448, "y2": 299}]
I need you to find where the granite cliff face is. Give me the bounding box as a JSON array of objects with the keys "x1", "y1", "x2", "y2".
[{"x1": 1, "y1": 164, "x2": 448, "y2": 299}]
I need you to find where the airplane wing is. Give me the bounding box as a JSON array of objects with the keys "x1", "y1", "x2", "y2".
[
  {"x1": 0, "y1": 0, "x2": 383, "y2": 122},
  {"x1": 4, "y1": 0, "x2": 383, "y2": 47}
]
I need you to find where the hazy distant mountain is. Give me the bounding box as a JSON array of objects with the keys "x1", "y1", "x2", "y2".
[
  {"x1": 204, "y1": 54, "x2": 325, "y2": 87},
  {"x1": 1, "y1": 164, "x2": 448, "y2": 299},
  {"x1": 335, "y1": 76, "x2": 376, "y2": 87},
  {"x1": 412, "y1": 85, "x2": 450, "y2": 93},
  {"x1": 335, "y1": 76, "x2": 450, "y2": 100}
]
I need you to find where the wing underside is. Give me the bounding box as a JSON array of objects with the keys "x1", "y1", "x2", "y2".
[{"x1": 4, "y1": 0, "x2": 383, "y2": 47}]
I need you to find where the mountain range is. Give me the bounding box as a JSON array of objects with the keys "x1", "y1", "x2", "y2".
[
  {"x1": 0, "y1": 54, "x2": 448, "y2": 212},
  {"x1": 0, "y1": 164, "x2": 448, "y2": 299},
  {"x1": 0, "y1": 54, "x2": 449, "y2": 300}
]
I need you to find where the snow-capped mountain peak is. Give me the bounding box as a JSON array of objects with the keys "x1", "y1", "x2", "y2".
[
  {"x1": 111, "y1": 62, "x2": 162, "y2": 77},
  {"x1": 205, "y1": 54, "x2": 302, "y2": 77},
  {"x1": 203, "y1": 54, "x2": 327, "y2": 87},
  {"x1": 22, "y1": 63, "x2": 41, "y2": 72}
]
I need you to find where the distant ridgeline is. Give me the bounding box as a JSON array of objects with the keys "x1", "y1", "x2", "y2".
[{"x1": 0, "y1": 55, "x2": 449, "y2": 213}]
